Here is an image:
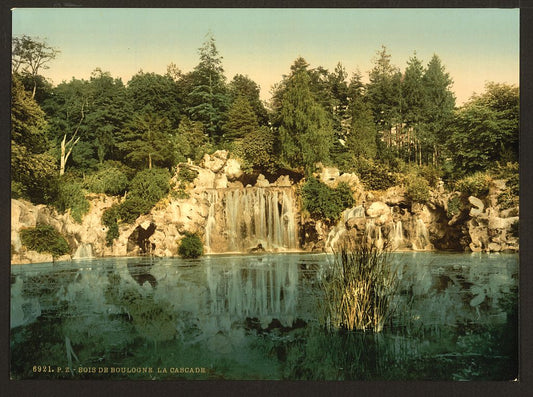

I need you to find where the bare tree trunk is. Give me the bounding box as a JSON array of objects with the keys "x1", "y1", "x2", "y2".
[{"x1": 59, "y1": 100, "x2": 86, "y2": 176}]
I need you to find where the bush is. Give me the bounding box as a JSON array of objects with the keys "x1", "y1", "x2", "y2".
[
  {"x1": 405, "y1": 174, "x2": 430, "y2": 203},
  {"x1": 447, "y1": 196, "x2": 462, "y2": 218},
  {"x1": 129, "y1": 168, "x2": 171, "y2": 205},
  {"x1": 118, "y1": 197, "x2": 153, "y2": 224},
  {"x1": 455, "y1": 172, "x2": 492, "y2": 197},
  {"x1": 85, "y1": 165, "x2": 129, "y2": 196},
  {"x1": 178, "y1": 232, "x2": 204, "y2": 258},
  {"x1": 20, "y1": 225, "x2": 70, "y2": 259},
  {"x1": 301, "y1": 177, "x2": 354, "y2": 222},
  {"x1": 102, "y1": 205, "x2": 120, "y2": 246},
  {"x1": 177, "y1": 166, "x2": 198, "y2": 184},
  {"x1": 54, "y1": 178, "x2": 89, "y2": 223},
  {"x1": 351, "y1": 158, "x2": 398, "y2": 191}
]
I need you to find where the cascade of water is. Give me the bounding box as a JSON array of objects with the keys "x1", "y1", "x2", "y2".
[
  {"x1": 325, "y1": 205, "x2": 366, "y2": 252},
  {"x1": 412, "y1": 218, "x2": 432, "y2": 251},
  {"x1": 205, "y1": 190, "x2": 218, "y2": 253},
  {"x1": 366, "y1": 219, "x2": 384, "y2": 250},
  {"x1": 73, "y1": 243, "x2": 93, "y2": 259},
  {"x1": 390, "y1": 220, "x2": 404, "y2": 250},
  {"x1": 206, "y1": 187, "x2": 298, "y2": 253}
]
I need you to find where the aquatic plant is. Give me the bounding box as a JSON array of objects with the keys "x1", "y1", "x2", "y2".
[{"x1": 322, "y1": 236, "x2": 400, "y2": 332}]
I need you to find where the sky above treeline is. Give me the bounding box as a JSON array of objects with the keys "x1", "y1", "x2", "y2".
[{"x1": 12, "y1": 8, "x2": 519, "y2": 105}]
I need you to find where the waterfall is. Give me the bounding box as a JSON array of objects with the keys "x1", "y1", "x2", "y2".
[
  {"x1": 366, "y1": 219, "x2": 384, "y2": 250},
  {"x1": 73, "y1": 243, "x2": 93, "y2": 259},
  {"x1": 390, "y1": 221, "x2": 405, "y2": 250},
  {"x1": 325, "y1": 205, "x2": 366, "y2": 252},
  {"x1": 412, "y1": 219, "x2": 432, "y2": 251},
  {"x1": 204, "y1": 187, "x2": 299, "y2": 253}
]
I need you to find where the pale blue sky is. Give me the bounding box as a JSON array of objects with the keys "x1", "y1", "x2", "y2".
[{"x1": 12, "y1": 8, "x2": 519, "y2": 104}]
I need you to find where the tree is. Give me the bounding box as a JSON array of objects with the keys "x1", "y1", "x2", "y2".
[
  {"x1": 402, "y1": 53, "x2": 426, "y2": 163},
  {"x1": 420, "y1": 54, "x2": 455, "y2": 166},
  {"x1": 448, "y1": 83, "x2": 519, "y2": 175},
  {"x1": 42, "y1": 77, "x2": 91, "y2": 174},
  {"x1": 346, "y1": 97, "x2": 377, "y2": 159},
  {"x1": 11, "y1": 75, "x2": 57, "y2": 203},
  {"x1": 366, "y1": 46, "x2": 402, "y2": 142},
  {"x1": 127, "y1": 71, "x2": 183, "y2": 127},
  {"x1": 175, "y1": 117, "x2": 210, "y2": 163},
  {"x1": 222, "y1": 95, "x2": 259, "y2": 140},
  {"x1": 118, "y1": 112, "x2": 176, "y2": 169},
  {"x1": 276, "y1": 60, "x2": 334, "y2": 174},
  {"x1": 12, "y1": 35, "x2": 60, "y2": 99},
  {"x1": 187, "y1": 33, "x2": 229, "y2": 139},
  {"x1": 228, "y1": 74, "x2": 268, "y2": 125}
]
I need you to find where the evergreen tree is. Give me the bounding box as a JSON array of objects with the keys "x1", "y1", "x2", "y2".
[
  {"x1": 228, "y1": 74, "x2": 268, "y2": 125},
  {"x1": 222, "y1": 95, "x2": 259, "y2": 140},
  {"x1": 346, "y1": 98, "x2": 377, "y2": 159},
  {"x1": 420, "y1": 54, "x2": 455, "y2": 165},
  {"x1": 118, "y1": 112, "x2": 176, "y2": 169},
  {"x1": 401, "y1": 53, "x2": 426, "y2": 163},
  {"x1": 276, "y1": 60, "x2": 334, "y2": 174},
  {"x1": 187, "y1": 33, "x2": 229, "y2": 140}
]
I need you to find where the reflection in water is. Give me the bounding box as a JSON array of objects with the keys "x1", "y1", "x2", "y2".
[{"x1": 10, "y1": 253, "x2": 518, "y2": 380}]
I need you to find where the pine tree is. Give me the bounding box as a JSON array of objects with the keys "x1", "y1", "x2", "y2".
[
  {"x1": 277, "y1": 60, "x2": 334, "y2": 174},
  {"x1": 222, "y1": 95, "x2": 259, "y2": 140}
]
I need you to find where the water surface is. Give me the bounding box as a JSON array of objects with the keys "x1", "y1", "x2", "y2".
[{"x1": 10, "y1": 252, "x2": 518, "y2": 380}]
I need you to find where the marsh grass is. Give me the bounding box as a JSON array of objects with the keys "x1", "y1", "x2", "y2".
[{"x1": 322, "y1": 235, "x2": 400, "y2": 332}]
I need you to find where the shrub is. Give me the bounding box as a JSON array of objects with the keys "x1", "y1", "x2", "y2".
[
  {"x1": 405, "y1": 174, "x2": 430, "y2": 203},
  {"x1": 128, "y1": 168, "x2": 171, "y2": 205},
  {"x1": 322, "y1": 236, "x2": 399, "y2": 332},
  {"x1": 178, "y1": 232, "x2": 204, "y2": 258},
  {"x1": 102, "y1": 205, "x2": 120, "y2": 246},
  {"x1": 455, "y1": 172, "x2": 492, "y2": 197},
  {"x1": 20, "y1": 225, "x2": 70, "y2": 259},
  {"x1": 301, "y1": 177, "x2": 354, "y2": 222},
  {"x1": 85, "y1": 166, "x2": 129, "y2": 196},
  {"x1": 54, "y1": 178, "x2": 89, "y2": 223},
  {"x1": 351, "y1": 158, "x2": 398, "y2": 191},
  {"x1": 118, "y1": 197, "x2": 153, "y2": 224},
  {"x1": 177, "y1": 166, "x2": 198, "y2": 184},
  {"x1": 447, "y1": 196, "x2": 462, "y2": 218}
]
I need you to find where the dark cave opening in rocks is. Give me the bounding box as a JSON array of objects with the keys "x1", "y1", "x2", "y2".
[{"x1": 127, "y1": 222, "x2": 157, "y2": 255}]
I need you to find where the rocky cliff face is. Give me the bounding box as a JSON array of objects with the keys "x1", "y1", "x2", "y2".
[{"x1": 11, "y1": 152, "x2": 519, "y2": 264}]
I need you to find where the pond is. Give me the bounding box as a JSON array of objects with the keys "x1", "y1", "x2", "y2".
[{"x1": 10, "y1": 252, "x2": 518, "y2": 381}]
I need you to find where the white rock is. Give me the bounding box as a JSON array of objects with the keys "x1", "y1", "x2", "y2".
[{"x1": 255, "y1": 174, "x2": 270, "y2": 187}]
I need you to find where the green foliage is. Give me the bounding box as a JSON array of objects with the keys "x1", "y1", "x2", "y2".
[
  {"x1": 301, "y1": 177, "x2": 354, "y2": 222},
  {"x1": 177, "y1": 167, "x2": 198, "y2": 184},
  {"x1": 455, "y1": 172, "x2": 492, "y2": 197},
  {"x1": 102, "y1": 205, "x2": 120, "y2": 246},
  {"x1": 405, "y1": 174, "x2": 430, "y2": 203},
  {"x1": 178, "y1": 232, "x2": 204, "y2": 258},
  {"x1": 85, "y1": 165, "x2": 128, "y2": 196},
  {"x1": 117, "y1": 197, "x2": 153, "y2": 224},
  {"x1": 351, "y1": 158, "x2": 398, "y2": 191},
  {"x1": 346, "y1": 97, "x2": 377, "y2": 159},
  {"x1": 241, "y1": 125, "x2": 278, "y2": 174},
  {"x1": 447, "y1": 196, "x2": 462, "y2": 218},
  {"x1": 54, "y1": 177, "x2": 89, "y2": 223},
  {"x1": 448, "y1": 83, "x2": 518, "y2": 175},
  {"x1": 128, "y1": 168, "x2": 171, "y2": 204},
  {"x1": 276, "y1": 61, "x2": 334, "y2": 174},
  {"x1": 20, "y1": 225, "x2": 70, "y2": 259},
  {"x1": 222, "y1": 95, "x2": 259, "y2": 140},
  {"x1": 118, "y1": 112, "x2": 177, "y2": 169},
  {"x1": 175, "y1": 117, "x2": 211, "y2": 163}
]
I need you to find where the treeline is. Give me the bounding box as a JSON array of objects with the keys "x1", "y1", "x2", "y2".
[{"x1": 12, "y1": 33, "x2": 519, "y2": 216}]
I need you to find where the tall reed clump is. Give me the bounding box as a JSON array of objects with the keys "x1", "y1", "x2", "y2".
[{"x1": 322, "y1": 236, "x2": 400, "y2": 332}]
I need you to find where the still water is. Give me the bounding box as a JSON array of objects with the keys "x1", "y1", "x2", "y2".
[{"x1": 10, "y1": 252, "x2": 518, "y2": 380}]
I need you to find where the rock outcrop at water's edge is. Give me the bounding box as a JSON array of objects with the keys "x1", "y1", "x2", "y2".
[{"x1": 11, "y1": 153, "x2": 519, "y2": 264}]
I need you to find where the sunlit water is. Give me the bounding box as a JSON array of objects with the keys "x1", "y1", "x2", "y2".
[{"x1": 10, "y1": 252, "x2": 518, "y2": 380}]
